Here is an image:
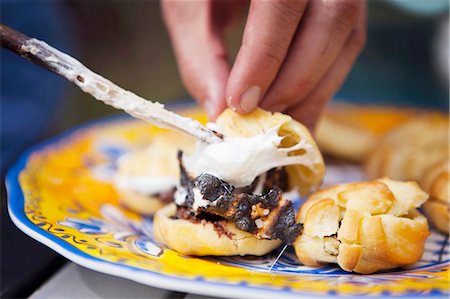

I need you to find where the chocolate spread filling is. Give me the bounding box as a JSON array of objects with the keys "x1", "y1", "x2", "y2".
[
  {"x1": 175, "y1": 151, "x2": 302, "y2": 244},
  {"x1": 174, "y1": 206, "x2": 235, "y2": 239}
]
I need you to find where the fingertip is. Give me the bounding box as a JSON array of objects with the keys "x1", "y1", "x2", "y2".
[
  {"x1": 239, "y1": 85, "x2": 261, "y2": 112},
  {"x1": 228, "y1": 85, "x2": 261, "y2": 114}
]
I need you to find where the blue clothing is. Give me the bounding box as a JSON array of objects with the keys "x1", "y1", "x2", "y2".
[{"x1": 1, "y1": 0, "x2": 74, "y2": 173}]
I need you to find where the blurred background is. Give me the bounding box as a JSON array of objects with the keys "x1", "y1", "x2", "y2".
[
  {"x1": 0, "y1": 0, "x2": 449, "y2": 297},
  {"x1": 1, "y1": 0, "x2": 449, "y2": 173}
]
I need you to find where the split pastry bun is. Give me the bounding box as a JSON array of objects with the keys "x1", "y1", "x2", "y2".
[
  {"x1": 316, "y1": 104, "x2": 418, "y2": 162},
  {"x1": 153, "y1": 108, "x2": 324, "y2": 256},
  {"x1": 421, "y1": 161, "x2": 449, "y2": 234},
  {"x1": 293, "y1": 178, "x2": 429, "y2": 274},
  {"x1": 153, "y1": 203, "x2": 282, "y2": 256},
  {"x1": 114, "y1": 131, "x2": 195, "y2": 215},
  {"x1": 216, "y1": 108, "x2": 325, "y2": 195},
  {"x1": 365, "y1": 114, "x2": 449, "y2": 182}
]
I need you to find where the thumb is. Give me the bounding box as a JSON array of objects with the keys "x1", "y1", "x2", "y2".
[{"x1": 162, "y1": 0, "x2": 230, "y2": 120}]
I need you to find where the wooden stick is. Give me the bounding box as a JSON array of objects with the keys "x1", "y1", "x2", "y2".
[{"x1": 0, "y1": 24, "x2": 222, "y2": 144}]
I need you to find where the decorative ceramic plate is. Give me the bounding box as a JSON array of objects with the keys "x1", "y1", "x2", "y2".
[{"x1": 7, "y1": 107, "x2": 449, "y2": 298}]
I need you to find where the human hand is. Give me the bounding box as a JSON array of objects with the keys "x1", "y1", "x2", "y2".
[{"x1": 162, "y1": 0, "x2": 366, "y2": 128}]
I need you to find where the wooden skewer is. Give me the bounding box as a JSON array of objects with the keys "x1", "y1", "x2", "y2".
[{"x1": 0, "y1": 23, "x2": 222, "y2": 144}]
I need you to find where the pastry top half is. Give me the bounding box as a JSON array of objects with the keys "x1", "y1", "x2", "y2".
[
  {"x1": 421, "y1": 160, "x2": 449, "y2": 203},
  {"x1": 316, "y1": 104, "x2": 421, "y2": 162},
  {"x1": 113, "y1": 130, "x2": 195, "y2": 215},
  {"x1": 365, "y1": 114, "x2": 449, "y2": 182},
  {"x1": 421, "y1": 160, "x2": 449, "y2": 234},
  {"x1": 116, "y1": 130, "x2": 195, "y2": 179},
  {"x1": 294, "y1": 178, "x2": 429, "y2": 274},
  {"x1": 216, "y1": 108, "x2": 325, "y2": 195}
]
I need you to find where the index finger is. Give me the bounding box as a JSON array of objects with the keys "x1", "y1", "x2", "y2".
[{"x1": 226, "y1": 0, "x2": 308, "y2": 113}]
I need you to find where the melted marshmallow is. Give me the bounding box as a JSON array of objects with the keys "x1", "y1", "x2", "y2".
[
  {"x1": 173, "y1": 186, "x2": 216, "y2": 210},
  {"x1": 174, "y1": 187, "x2": 188, "y2": 206},
  {"x1": 184, "y1": 126, "x2": 317, "y2": 187},
  {"x1": 192, "y1": 188, "x2": 212, "y2": 210},
  {"x1": 252, "y1": 172, "x2": 267, "y2": 195}
]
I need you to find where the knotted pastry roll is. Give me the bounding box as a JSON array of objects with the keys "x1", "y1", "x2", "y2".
[
  {"x1": 365, "y1": 114, "x2": 449, "y2": 182},
  {"x1": 316, "y1": 104, "x2": 418, "y2": 162},
  {"x1": 421, "y1": 161, "x2": 449, "y2": 234},
  {"x1": 293, "y1": 178, "x2": 429, "y2": 274}
]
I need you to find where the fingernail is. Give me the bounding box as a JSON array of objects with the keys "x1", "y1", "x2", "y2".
[{"x1": 239, "y1": 86, "x2": 261, "y2": 112}]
